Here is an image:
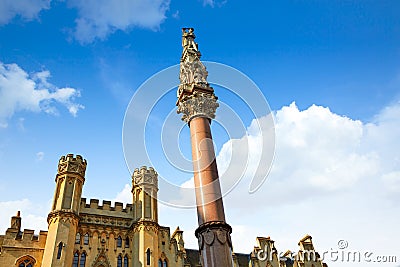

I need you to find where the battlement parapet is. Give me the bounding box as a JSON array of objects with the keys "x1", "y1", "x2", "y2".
[
  {"x1": 133, "y1": 166, "x2": 157, "y2": 176},
  {"x1": 57, "y1": 154, "x2": 87, "y2": 177},
  {"x1": 132, "y1": 166, "x2": 158, "y2": 188},
  {"x1": 79, "y1": 198, "x2": 133, "y2": 219},
  {"x1": 2, "y1": 228, "x2": 47, "y2": 247}
]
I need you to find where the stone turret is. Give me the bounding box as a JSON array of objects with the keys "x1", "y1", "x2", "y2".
[
  {"x1": 131, "y1": 166, "x2": 160, "y2": 266},
  {"x1": 132, "y1": 166, "x2": 158, "y2": 222},
  {"x1": 42, "y1": 154, "x2": 87, "y2": 267}
]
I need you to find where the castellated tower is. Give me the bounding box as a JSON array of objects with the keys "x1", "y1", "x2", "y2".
[
  {"x1": 131, "y1": 166, "x2": 160, "y2": 266},
  {"x1": 132, "y1": 166, "x2": 158, "y2": 222},
  {"x1": 42, "y1": 154, "x2": 87, "y2": 267}
]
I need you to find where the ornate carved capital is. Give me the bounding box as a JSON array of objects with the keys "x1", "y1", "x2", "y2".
[
  {"x1": 195, "y1": 221, "x2": 232, "y2": 250},
  {"x1": 177, "y1": 92, "x2": 219, "y2": 123}
]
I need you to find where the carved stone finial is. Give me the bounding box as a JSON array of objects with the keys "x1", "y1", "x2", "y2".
[
  {"x1": 177, "y1": 28, "x2": 218, "y2": 123},
  {"x1": 179, "y1": 28, "x2": 208, "y2": 87}
]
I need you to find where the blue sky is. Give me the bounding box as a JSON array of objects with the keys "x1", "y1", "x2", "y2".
[{"x1": 1, "y1": 1, "x2": 400, "y2": 266}]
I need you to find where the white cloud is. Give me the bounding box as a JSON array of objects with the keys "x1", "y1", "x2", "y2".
[
  {"x1": 68, "y1": 0, "x2": 170, "y2": 44},
  {"x1": 381, "y1": 171, "x2": 400, "y2": 193},
  {"x1": 202, "y1": 0, "x2": 227, "y2": 8},
  {"x1": 36, "y1": 151, "x2": 44, "y2": 161},
  {"x1": 0, "y1": 62, "x2": 84, "y2": 127},
  {"x1": 221, "y1": 102, "x2": 399, "y2": 262},
  {"x1": 0, "y1": 199, "x2": 48, "y2": 234},
  {"x1": 171, "y1": 10, "x2": 179, "y2": 19},
  {"x1": 113, "y1": 183, "x2": 132, "y2": 203},
  {"x1": 154, "y1": 101, "x2": 400, "y2": 263},
  {"x1": 0, "y1": 0, "x2": 50, "y2": 25},
  {"x1": 210, "y1": 101, "x2": 392, "y2": 211}
]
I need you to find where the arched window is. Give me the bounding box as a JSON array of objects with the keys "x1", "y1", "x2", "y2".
[
  {"x1": 72, "y1": 252, "x2": 79, "y2": 267},
  {"x1": 124, "y1": 255, "x2": 129, "y2": 267},
  {"x1": 163, "y1": 259, "x2": 168, "y2": 267},
  {"x1": 80, "y1": 252, "x2": 86, "y2": 267},
  {"x1": 83, "y1": 233, "x2": 89, "y2": 245},
  {"x1": 17, "y1": 256, "x2": 35, "y2": 267},
  {"x1": 146, "y1": 248, "x2": 151, "y2": 265},
  {"x1": 117, "y1": 255, "x2": 122, "y2": 267},
  {"x1": 158, "y1": 259, "x2": 162, "y2": 267},
  {"x1": 125, "y1": 237, "x2": 130, "y2": 248},
  {"x1": 57, "y1": 242, "x2": 63, "y2": 259},
  {"x1": 75, "y1": 233, "x2": 81, "y2": 244},
  {"x1": 117, "y1": 236, "x2": 122, "y2": 248}
]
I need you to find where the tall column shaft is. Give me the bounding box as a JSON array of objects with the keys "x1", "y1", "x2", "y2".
[
  {"x1": 190, "y1": 116, "x2": 233, "y2": 267},
  {"x1": 190, "y1": 116, "x2": 225, "y2": 224}
]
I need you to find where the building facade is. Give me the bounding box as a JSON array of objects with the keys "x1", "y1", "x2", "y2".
[{"x1": 0, "y1": 154, "x2": 327, "y2": 267}]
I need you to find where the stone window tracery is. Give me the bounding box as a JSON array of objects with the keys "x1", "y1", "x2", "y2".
[
  {"x1": 72, "y1": 252, "x2": 79, "y2": 267},
  {"x1": 83, "y1": 233, "x2": 89, "y2": 245},
  {"x1": 117, "y1": 255, "x2": 122, "y2": 267},
  {"x1": 75, "y1": 233, "x2": 81, "y2": 244},
  {"x1": 117, "y1": 236, "x2": 122, "y2": 248},
  {"x1": 124, "y1": 255, "x2": 128, "y2": 267},
  {"x1": 16, "y1": 256, "x2": 35, "y2": 267},
  {"x1": 80, "y1": 252, "x2": 86, "y2": 267}
]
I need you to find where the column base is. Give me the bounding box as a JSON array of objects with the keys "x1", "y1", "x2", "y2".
[{"x1": 195, "y1": 221, "x2": 233, "y2": 267}]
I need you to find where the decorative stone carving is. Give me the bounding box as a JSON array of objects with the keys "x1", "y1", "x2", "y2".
[
  {"x1": 92, "y1": 249, "x2": 111, "y2": 267},
  {"x1": 47, "y1": 210, "x2": 79, "y2": 226},
  {"x1": 79, "y1": 214, "x2": 131, "y2": 229},
  {"x1": 195, "y1": 221, "x2": 233, "y2": 251},
  {"x1": 203, "y1": 230, "x2": 215, "y2": 246},
  {"x1": 57, "y1": 154, "x2": 87, "y2": 177},
  {"x1": 132, "y1": 220, "x2": 159, "y2": 234},
  {"x1": 216, "y1": 228, "x2": 227, "y2": 244},
  {"x1": 177, "y1": 93, "x2": 219, "y2": 123},
  {"x1": 179, "y1": 60, "x2": 208, "y2": 86},
  {"x1": 132, "y1": 166, "x2": 158, "y2": 188},
  {"x1": 177, "y1": 28, "x2": 219, "y2": 123}
]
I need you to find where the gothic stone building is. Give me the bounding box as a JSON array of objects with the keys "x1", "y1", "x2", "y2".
[{"x1": 0, "y1": 154, "x2": 327, "y2": 267}]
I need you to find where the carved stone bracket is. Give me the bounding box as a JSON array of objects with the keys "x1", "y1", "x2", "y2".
[
  {"x1": 177, "y1": 92, "x2": 219, "y2": 123},
  {"x1": 195, "y1": 221, "x2": 232, "y2": 251}
]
